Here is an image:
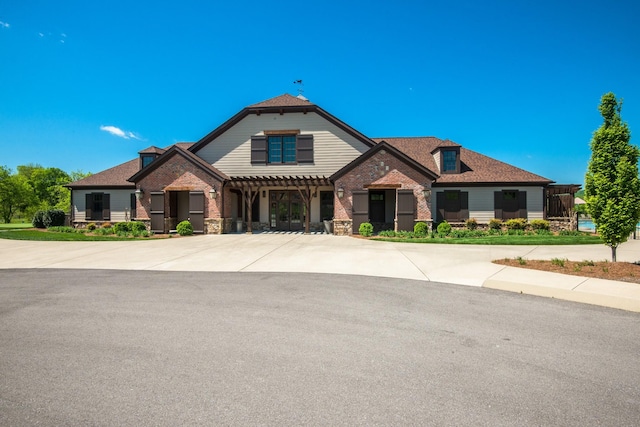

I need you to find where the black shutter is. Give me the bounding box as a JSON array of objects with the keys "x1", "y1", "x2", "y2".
[
  {"x1": 251, "y1": 135, "x2": 267, "y2": 164},
  {"x1": 352, "y1": 191, "x2": 368, "y2": 235},
  {"x1": 436, "y1": 192, "x2": 444, "y2": 223},
  {"x1": 85, "y1": 194, "x2": 92, "y2": 220},
  {"x1": 397, "y1": 190, "x2": 415, "y2": 232},
  {"x1": 297, "y1": 134, "x2": 314, "y2": 163},
  {"x1": 189, "y1": 191, "x2": 205, "y2": 233},
  {"x1": 130, "y1": 193, "x2": 137, "y2": 219},
  {"x1": 518, "y1": 191, "x2": 527, "y2": 219},
  {"x1": 460, "y1": 192, "x2": 469, "y2": 220},
  {"x1": 494, "y1": 191, "x2": 503, "y2": 220},
  {"x1": 102, "y1": 194, "x2": 110, "y2": 220}
]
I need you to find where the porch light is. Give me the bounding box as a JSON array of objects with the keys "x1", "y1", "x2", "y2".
[
  {"x1": 135, "y1": 188, "x2": 144, "y2": 200},
  {"x1": 209, "y1": 187, "x2": 217, "y2": 199},
  {"x1": 423, "y1": 188, "x2": 431, "y2": 201},
  {"x1": 337, "y1": 187, "x2": 344, "y2": 199}
]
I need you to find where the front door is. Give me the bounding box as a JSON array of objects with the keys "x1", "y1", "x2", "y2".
[{"x1": 271, "y1": 191, "x2": 303, "y2": 231}]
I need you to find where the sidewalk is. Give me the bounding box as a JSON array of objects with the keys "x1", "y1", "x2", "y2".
[{"x1": 0, "y1": 234, "x2": 638, "y2": 312}]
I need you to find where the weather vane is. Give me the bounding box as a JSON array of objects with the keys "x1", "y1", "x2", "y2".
[{"x1": 293, "y1": 79, "x2": 304, "y2": 96}]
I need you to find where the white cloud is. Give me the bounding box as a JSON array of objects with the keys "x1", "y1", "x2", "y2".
[
  {"x1": 100, "y1": 125, "x2": 142, "y2": 140},
  {"x1": 0, "y1": 21, "x2": 10, "y2": 28}
]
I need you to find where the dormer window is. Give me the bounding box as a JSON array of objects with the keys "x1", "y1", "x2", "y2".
[
  {"x1": 439, "y1": 148, "x2": 460, "y2": 174},
  {"x1": 141, "y1": 154, "x2": 156, "y2": 168}
]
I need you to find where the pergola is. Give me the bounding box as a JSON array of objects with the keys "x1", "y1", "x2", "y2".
[{"x1": 225, "y1": 176, "x2": 332, "y2": 233}]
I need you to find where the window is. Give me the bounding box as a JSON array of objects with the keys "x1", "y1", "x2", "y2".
[
  {"x1": 85, "y1": 193, "x2": 110, "y2": 221},
  {"x1": 141, "y1": 155, "x2": 155, "y2": 168},
  {"x1": 442, "y1": 150, "x2": 458, "y2": 172},
  {"x1": 268, "y1": 135, "x2": 297, "y2": 163},
  {"x1": 251, "y1": 134, "x2": 314, "y2": 164}
]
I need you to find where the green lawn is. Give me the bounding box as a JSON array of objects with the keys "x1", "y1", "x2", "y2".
[
  {"x1": 0, "y1": 222, "x2": 33, "y2": 230},
  {"x1": 373, "y1": 234, "x2": 602, "y2": 245},
  {"x1": 0, "y1": 229, "x2": 155, "y2": 241}
]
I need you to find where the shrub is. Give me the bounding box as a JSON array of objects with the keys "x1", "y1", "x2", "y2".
[
  {"x1": 530, "y1": 219, "x2": 550, "y2": 231},
  {"x1": 414, "y1": 222, "x2": 429, "y2": 236},
  {"x1": 436, "y1": 221, "x2": 452, "y2": 236},
  {"x1": 505, "y1": 218, "x2": 528, "y2": 230},
  {"x1": 176, "y1": 220, "x2": 194, "y2": 236},
  {"x1": 358, "y1": 222, "x2": 373, "y2": 237},
  {"x1": 94, "y1": 227, "x2": 115, "y2": 235},
  {"x1": 44, "y1": 210, "x2": 66, "y2": 227},
  {"x1": 489, "y1": 218, "x2": 502, "y2": 230},
  {"x1": 101, "y1": 222, "x2": 113, "y2": 229},
  {"x1": 465, "y1": 218, "x2": 478, "y2": 230},
  {"x1": 87, "y1": 222, "x2": 97, "y2": 231},
  {"x1": 113, "y1": 222, "x2": 131, "y2": 234},
  {"x1": 32, "y1": 211, "x2": 46, "y2": 228},
  {"x1": 131, "y1": 221, "x2": 146, "y2": 233},
  {"x1": 378, "y1": 230, "x2": 397, "y2": 237}
]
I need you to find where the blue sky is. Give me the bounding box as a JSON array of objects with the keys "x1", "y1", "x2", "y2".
[{"x1": 1, "y1": 0, "x2": 639, "y2": 185}]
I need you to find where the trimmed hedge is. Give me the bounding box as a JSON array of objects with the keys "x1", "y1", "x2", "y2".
[{"x1": 176, "y1": 220, "x2": 194, "y2": 236}]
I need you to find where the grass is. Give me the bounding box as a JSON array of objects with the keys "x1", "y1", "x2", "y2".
[
  {"x1": 0, "y1": 229, "x2": 154, "y2": 241},
  {"x1": 0, "y1": 222, "x2": 32, "y2": 230},
  {"x1": 373, "y1": 233, "x2": 602, "y2": 245}
]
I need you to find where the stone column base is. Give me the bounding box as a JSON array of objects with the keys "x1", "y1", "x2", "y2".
[{"x1": 333, "y1": 219, "x2": 353, "y2": 236}]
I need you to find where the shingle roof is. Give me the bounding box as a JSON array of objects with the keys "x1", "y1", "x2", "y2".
[
  {"x1": 66, "y1": 143, "x2": 196, "y2": 188},
  {"x1": 66, "y1": 159, "x2": 139, "y2": 188},
  {"x1": 374, "y1": 137, "x2": 552, "y2": 185},
  {"x1": 248, "y1": 93, "x2": 314, "y2": 108}
]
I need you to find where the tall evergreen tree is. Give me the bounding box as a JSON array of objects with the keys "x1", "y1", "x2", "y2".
[{"x1": 585, "y1": 92, "x2": 640, "y2": 261}]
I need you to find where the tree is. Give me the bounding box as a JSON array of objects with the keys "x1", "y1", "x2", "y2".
[
  {"x1": 0, "y1": 167, "x2": 36, "y2": 223},
  {"x1": 585, "y1": 92, "x2": 640, "y2": 261}
]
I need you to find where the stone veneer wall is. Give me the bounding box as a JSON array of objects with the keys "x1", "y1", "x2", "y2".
[{"x1": 333, "y1": 219, "x2": 353, "y2": 236}]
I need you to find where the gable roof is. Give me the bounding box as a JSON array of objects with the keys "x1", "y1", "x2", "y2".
[
  {"x1": 188, "y1": 94, "x2": 376, "y2": 154},
  {"x1": 128, "y1": 144, "x2": 229, "y2": 183},
  {"x1": 331, "y1": 140, "x2": 439, "y2": 182},
  {"x1": 374, "y1": 137, "x2": 553, "y2": 185}
]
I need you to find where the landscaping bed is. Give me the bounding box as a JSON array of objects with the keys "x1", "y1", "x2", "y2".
[{"x1": 494, "y1": 258, "x2": 640, "y2": 284}]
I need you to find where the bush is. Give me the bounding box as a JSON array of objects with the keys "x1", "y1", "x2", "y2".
[
  {"x1": 48, "y1": 226, "x2": 75, "y2": 233},
  {"x1": 113, "y1": 222, "x2": 131, "y2": 234},
  {"x1": 87, "y1": 222, "x2": 97, "y2": 231},
  {"x1": 131, "y1": 221, "x2": 146, "y2": 233},
  {"x1": 33, "y1": 209, "x2": 66, "y2": 228},
  {"x1": 378, "y1": 230, "x2": 397, "y2": 237},
  {"x1": 436, "y1": 221, "x2": 452, "y2": 236},
  {"x1": 101, "y1": 222, "x2": 112, "y2": 229},
  {"x1": 414, "y1": 222, "x2": 429, "y2": 236},
  {"x1": 32, "y1": 211, "x2": 46, "y2": 228},
  {"x1": 176, "y1": 220, "x2": 194, "y2": 236},
  {"x1": 489, "y1": 218, "x2": 503, "y2": 230},
  {"x1": 505, "y1": 218, "x2": 528, "y2": 230},
  {"x1": 465, "y1": 218, "x2": 478, "y2": 230},
  {"x1": 530, "y1": 219, "x2": 550, "y2": 231},
  {"x1": 359, "y1": 222, "x2": 373, "y2": 237}
]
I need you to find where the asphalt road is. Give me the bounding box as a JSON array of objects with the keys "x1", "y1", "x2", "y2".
[{"x1": 1, "y1": 269, "x2": 639, "y2": 426}]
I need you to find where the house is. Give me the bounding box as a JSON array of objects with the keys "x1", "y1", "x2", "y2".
[{"x1": 67, "y1": 94, "x2": 575, "y2": 235}]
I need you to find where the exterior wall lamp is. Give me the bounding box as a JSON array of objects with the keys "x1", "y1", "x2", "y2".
[
  {"x1": 423, "y1": 188, "x2": 431, "y2": 202},
  {"x1": 209, "y1": 187, "x2": 217, "y2": 199},
  {"x1": 135, "y1": 188, "x2": 144, "y2": 200},
  {"x1": 337, "y1": 187, "x2": 344, "y2": 199}
]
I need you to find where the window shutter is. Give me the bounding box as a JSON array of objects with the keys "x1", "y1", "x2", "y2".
[
  {"x1": 460, "y1": 192, "x2": 469, "y2": 220},
  {"x1": 130, "y1": 193, "x2": 137, "y2": 219},
  {"x1": 85, "y1": 194, "x2": 92, "y2": 220},
  {"x1": 518, "y1": 191, "x2": 527, "y2": 219},
  {"x1": 494, "y1": 191, "x2": 503, "y2": 220},
  {"x1": 102, "y1": 194, "x2": 110, "y2": 220},
  {"x1": 436, "y1": 192, "x2": 445, "y2": 223},
  {"x1": 296, "y1": 134, "x2": 314, "y2": 163},
  {"x1": 251, "y1": 135, "x2": 267, "y2": 164}
]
